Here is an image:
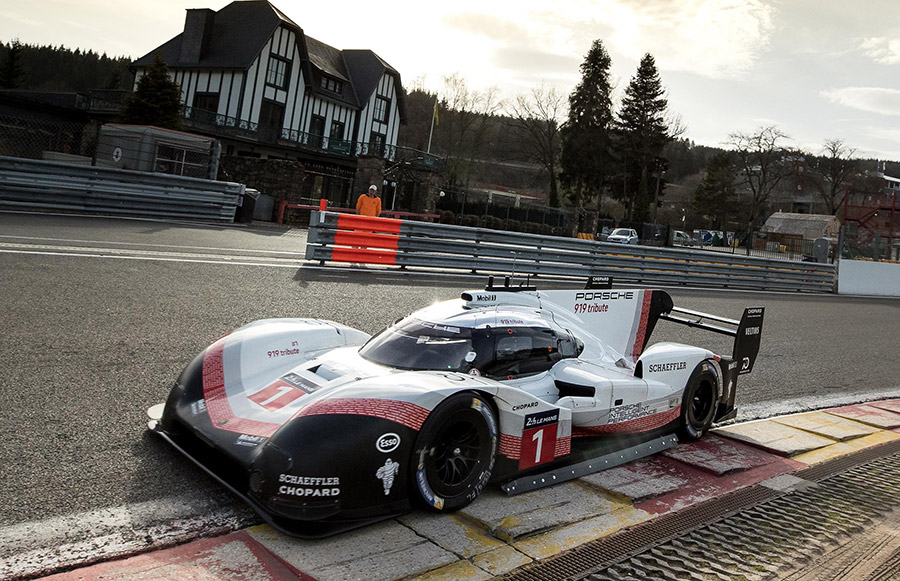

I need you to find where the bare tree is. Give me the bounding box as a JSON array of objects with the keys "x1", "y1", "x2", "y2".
[
  {"x1": 807, "y1": 138, "x2": 858, "y2": 215},
  {"x1": 726, "y1": 126, "x2": 794, "y2": 233},
  {"x1": 507, "y1": 83, "x2": 567, "y2": 207},
  {"x1": 436, "y1": 74, "x2": 502, "y2": 188}
]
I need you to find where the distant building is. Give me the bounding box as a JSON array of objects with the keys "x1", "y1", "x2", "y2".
[{"x1": 131, "y1": 0, "x2": 410, "y2": 206}]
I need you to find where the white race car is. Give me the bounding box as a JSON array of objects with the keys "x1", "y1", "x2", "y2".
[{"x1": 148, "y1": 276, "x2": 763, "y2": 537}]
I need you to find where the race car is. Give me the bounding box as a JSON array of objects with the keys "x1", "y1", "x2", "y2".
[{"x1": 147, "y1": 276, "x2": 764, "y2": 538}]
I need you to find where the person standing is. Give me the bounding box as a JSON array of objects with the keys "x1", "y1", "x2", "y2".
[{"x1": 356, "y1": 184, "x2": 382, "y2": 217}]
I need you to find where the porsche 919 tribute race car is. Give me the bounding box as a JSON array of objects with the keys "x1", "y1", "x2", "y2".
[{"x1": 147, "y1": 276, "x2": 764, "y2": 537}]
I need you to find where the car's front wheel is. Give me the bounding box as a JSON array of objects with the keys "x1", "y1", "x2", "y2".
[
  {"x1": 678, "y1": 360, "x2": 719, "y2": 440},
  {"x1": 411, "y1": 392, "x2": 497, "y2": 512}
]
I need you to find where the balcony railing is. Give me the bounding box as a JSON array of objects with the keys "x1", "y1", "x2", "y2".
[{"x1": 181, "y1": 106, "x2": 442, "y2": 169}]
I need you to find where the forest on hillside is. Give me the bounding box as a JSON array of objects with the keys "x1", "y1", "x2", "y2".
[{"x1": 0, "y1": 40, "x2": 133, "y2": 92}]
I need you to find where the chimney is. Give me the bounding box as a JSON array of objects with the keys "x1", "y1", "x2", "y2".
[{"x1": 179, "y1": 8, "x2": 215, "y2": 64}]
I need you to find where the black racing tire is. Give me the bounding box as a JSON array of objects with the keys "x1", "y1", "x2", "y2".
[
  {"x1": 411, "y1": 392, "x2": 497, "y2": 512},
  {"x1": 678, "y1": 360, "x2": 720, "y2": 441}
]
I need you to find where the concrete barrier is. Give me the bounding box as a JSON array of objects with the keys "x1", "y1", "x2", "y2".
[{"x1": 837, "y1": 259, "x2": 900, "y2": 296}]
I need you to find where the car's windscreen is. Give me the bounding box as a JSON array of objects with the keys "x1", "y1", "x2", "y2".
[{"x1": 359, "y1": 318, "x2": 491, "y2": 372}]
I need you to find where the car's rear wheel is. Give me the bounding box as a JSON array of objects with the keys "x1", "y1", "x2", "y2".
[
  {"x1": 678, "y1": 360, "x2": 719, "y2": 440},
  {"x1": 412, "y1": 392, "x2": 497, "y2": 512}
]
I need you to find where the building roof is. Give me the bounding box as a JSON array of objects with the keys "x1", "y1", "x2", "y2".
[
  {"x1": 132, "y1": 0, "x2": 404, "y2": 115},
  {"x1": 762, "y1": 212, "x2": 841, "y2": 239},
  {"x1": 132, "y1": 1, "x2": 299, "y2": 70}
]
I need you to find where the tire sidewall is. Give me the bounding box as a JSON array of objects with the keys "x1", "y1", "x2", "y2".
[
  {"x1": 412, "y1": 392, "x2": 497, "y2": 512},
  {"x1": 679, "y1": 361, "x2": 719, "y2": 440}
]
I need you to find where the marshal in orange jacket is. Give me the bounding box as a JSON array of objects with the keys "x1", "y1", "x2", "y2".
[{"x1": 356, "y1": 193, "x2": 382, "y2": 217}]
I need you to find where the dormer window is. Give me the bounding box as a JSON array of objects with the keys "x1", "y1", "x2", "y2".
[{"x1": 320, "y1": 75, "x2": 342, "y2": 94}]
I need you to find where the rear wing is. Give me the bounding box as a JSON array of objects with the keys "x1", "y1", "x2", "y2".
[
  {"x1": 660, "y1": 306, "x2": 765, "y2": 375},
  {"x1": 660, "y1": 305, "x2": 764, "y2": 422}
]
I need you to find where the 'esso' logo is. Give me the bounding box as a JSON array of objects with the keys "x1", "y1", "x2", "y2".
[{"x1": 376, "y1": 433, "x2": 400, "y2": 453}]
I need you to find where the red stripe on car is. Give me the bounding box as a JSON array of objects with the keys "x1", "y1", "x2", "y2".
[
  {"x1": 294, "y1": 398, "x2": 430, "y2": 430},
  {"x1": 631, "y1": 291, "x2": 654, "y2": 360},
  {"x1": 202, "y1": 341, "x2": 283, "y2": 437}
]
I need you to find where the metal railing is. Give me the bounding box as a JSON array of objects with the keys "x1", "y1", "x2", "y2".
[
  {"x1": 0, "y1": 156, "x2": 244, "y2": 222},
  {"x1": 182, "y1": 107, "x2": 443, "y2": 168},
  {"x1": 305, "y1": 211, "x2": 837, "y2": 293}
]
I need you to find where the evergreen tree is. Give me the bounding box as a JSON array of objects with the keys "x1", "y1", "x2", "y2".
[
  {"x1": 559, "y1": 40, "x2": 615, "y2": 210},
  {"x1": 0, "y1": 39, "x2": 27, "y2": 88},
  {"x1": 692, "y1": 151, "x2": 737, "y2": 229},
  {"x1": 616, "y1": 54, "x2": 671, "y2": 221},
  {"x1": 120, "y1": 54, "x2": 183, "y2": 129}
]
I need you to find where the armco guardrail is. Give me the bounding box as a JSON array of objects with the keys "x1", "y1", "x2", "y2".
[
  {"x1": 0, "y1": 156, "x2": 243, "y2": 222},
  {"x1": 305, "y1": 211, "x2": 837, "y2": 293}
]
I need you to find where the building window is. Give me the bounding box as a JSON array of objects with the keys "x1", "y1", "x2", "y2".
[
  {"x1": 373, "y1": 96, "x2": 390, "y2": 123},
  {"x1": 190, "y1": 93, "x2": 219, "y2": 124},
  {"x1": 320, "y1": 75, "x2": 343, "y2": 94},
  {"x1": 329, "y1": 120, "x2": 345, "y2": 140},
  {"x1": 369, "y1": 131, "x2": 385, "y2": 156},
  {"x1": 329, "y1": 120, "x2": 348, "y2": 154},
  {"x1": 266, "y1": 55, "x2": 290, "y2": 89}
]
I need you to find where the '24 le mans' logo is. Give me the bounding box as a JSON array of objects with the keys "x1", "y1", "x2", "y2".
[{"x1": 520, "y1": 410, "x2": 558, "y2": 470}]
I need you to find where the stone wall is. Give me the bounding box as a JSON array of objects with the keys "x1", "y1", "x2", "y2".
[
  {"x1": 354, "y1": 155, "x2": 385, "y2": 198},
  {"x1": 218, "y1": 156, "x2": 306, "y2": 221}
]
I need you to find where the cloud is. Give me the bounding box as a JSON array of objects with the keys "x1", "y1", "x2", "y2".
[
  {"x1": 861, "y1": 36, "x2": 900, "y2": 64},
  {"x1": 558, "y1": 0, "x2": 776, "y2": 79},
  {"x1": 822, "y1": 87, "x2": 900, "y2": 116},
  {"x1": 439, "y1": 1, "x2": 775, "y2": 82},
  {"x1": 492, "y1": 47, "x2": 581, "y2": 75}
]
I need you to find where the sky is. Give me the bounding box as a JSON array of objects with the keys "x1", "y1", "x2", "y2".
[{"x1": 4, "y1": 0, "x2": 900, "y2": 160}]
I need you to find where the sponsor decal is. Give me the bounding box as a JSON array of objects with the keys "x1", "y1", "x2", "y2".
[
  {"x1": 727, "y1": 361, "x2": 739, "y2": 370},
  {"x1": 574, "y1": 291, "x2": 635, "y2": 302},
  {"x1": 376, "y1": 433, "x2": 401, "y2": 453},
  {"x1": 277, "y1": 474, "x2": 341, "y2": 497},
  {"x1": 521, "y1": 410, "x2": 559, "y2": 470},
  {"x1": 236, "y1": 434, "x2": 266, "y2": 447},
  {"x1": 267, "y1": 341, "x2": 301, "y2": 359},
  {"x1": 500, "y1": 318, "x2": 525, "y2": 325},
  {"x1": 647, "y1": 361, "x2": 687, "y2": 373},
  {"x1": 475, "y1": 294, "x2": 497, "y2": 302},
  {"x1": 745, "y1": 326, "x2": 761, "y2": 336},
  {"x1": 191, "y1": 399, "x2": 207, "y2": 416},
  {"x1": 747, "y1": 308, "x2": 763, "y2": 316},
  {"x1": 741, "y1": 357, "x2": 751, "y2": 371},
  {"x1": 418, "y1": 321, "x2": 461, "y2": 334},
  {"x1": 468, "y1": 368, "x2": 481, "y2": 376},
  {"x1": 608, "y1": 402, "x2": 654, "y2": 424},
  {"x1": 512, "y1": 401, "x2": 539, "y2": 411},
  {"x1": 574, "y1": 302, "x2": 610, "y2": 314},
  {"x1": 375, "y1": 458, "x2": 400, "y2": 495}
]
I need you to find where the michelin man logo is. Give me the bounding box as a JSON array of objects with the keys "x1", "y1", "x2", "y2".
[{"x1": 376, "y1": 458, "x2": 400, "y2": 495}]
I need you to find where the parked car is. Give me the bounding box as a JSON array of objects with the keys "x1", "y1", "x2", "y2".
[
  {"x1": 672, "y1": 230, "x2": 694, "y2": 246},
  {"x1": 607, "y1": 228, "x2": 639, "y2": 244}
]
